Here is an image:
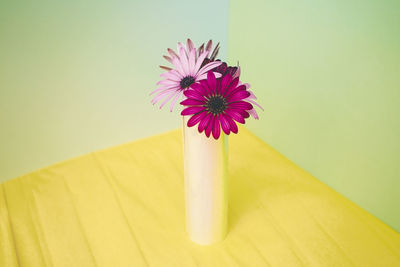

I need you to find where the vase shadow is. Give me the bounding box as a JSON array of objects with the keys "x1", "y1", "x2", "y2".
[{"x1": 227, "y1": 166, "x2": 269, "y2": 232}]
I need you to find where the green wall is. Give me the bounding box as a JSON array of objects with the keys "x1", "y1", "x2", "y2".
[
  {"x1": 228, "y1": 0, "x2": 400, "y2": 232},
  {"x1": 0, "y1": 0, "x2": 229, "y2": 181},
  {"x1": 1, "y1": 0, "x2": 399, "y2": 233}
]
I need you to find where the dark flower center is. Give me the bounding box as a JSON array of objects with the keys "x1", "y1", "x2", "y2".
[
  {"x1": 180, "y1": 76, "x2": 195, "y2": 89},
  {"x1": 206, "y1": 96, "x2": 227, "y2": 115}
]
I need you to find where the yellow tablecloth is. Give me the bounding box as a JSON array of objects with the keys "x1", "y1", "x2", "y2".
[{"x1": 1, "y1": 127, "x2": 400, "y2": 266}]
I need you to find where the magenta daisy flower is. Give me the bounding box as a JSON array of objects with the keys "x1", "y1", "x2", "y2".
[
  {"x1": 150, "y1": 39, "x2": 222, "y2": 112},
  {"x1": 180, "y1": 71, "x2": 254, "y2": 139},
  {"x1": 212, "y1": 62, "x2": 264, "y2": 119}
]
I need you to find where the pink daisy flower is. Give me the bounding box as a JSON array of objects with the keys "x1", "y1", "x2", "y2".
[
  {"x1": 150, "y1": 39, "x2": 222, "y2": 112},
  {"x1": 180, "y1": 71, "x2": 254, "y2": 140},
  {"x1": 212, "y1": 62, "x2": 264, "y2": 119}
]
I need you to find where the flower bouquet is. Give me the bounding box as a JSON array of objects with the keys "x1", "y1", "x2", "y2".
[{"x1": 151, "y1": 39, "x2": 262, "y2": 245}]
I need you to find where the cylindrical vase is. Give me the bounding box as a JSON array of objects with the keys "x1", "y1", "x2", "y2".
[{"x1": 182, "y1": 115, "x2": 228, "y2": 245}]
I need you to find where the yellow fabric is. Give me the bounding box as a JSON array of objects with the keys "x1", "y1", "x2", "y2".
[{"x1": 1, "y1": 127, "x2": 400, "y2": 267}]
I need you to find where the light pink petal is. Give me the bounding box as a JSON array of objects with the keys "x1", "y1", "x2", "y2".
[
  {"x1": 247, "y1": 90, "x2": 257, "y2": 100},
  {"x1": 188, "y1": 49, "x2": 196, "y2": 75},
  {"x1": 156, "y1": 79, "x2": 179, "y2": 86},
  {"x1": 171, "y1": 57, "x2": 186, "y2": 76},
  {"x1": 150, "y1": 84, "x2": 179, "y2": 95},
  {"x1": 179, "y1": 47, "x2": 190, "y2": 74},
  {"x1": 152, "y1": 88, "x2": 177, "y2": 105},
  {"x1": 186, "y1": 39, "x2": 194, "y2": 51},
  {"x1": 163, "y1": 55, "x2": 173, "y2": 63},
  {"x1": 151, "y1": 87, "x2": 179, "y2": 102},
  {"x1": 169, "y1": 90, "x2": 183, "y2": 112},
  {"x1": 177, "y1": 42, "x2": 187, "y2": 54},
  {"x1": 168, "y1": 48, "x2": 179, "y2": 59},
  {"x1": 160, "y1": 72, "x2": 181, "y2": 82},
  {"x1": 196, "y1": 73, "x2": 208, "y2": 81},
  {"x1": 159, "y1": 91, "x2": 179, "y2": 109},
  {"x1": 212, "y1": 115, "x2": 221, "y2": 139},
  {"x1": 160, "y1": 70, "x2": 182, "y2": 80},
  {"x1": 246, "y1": 98, "x2": 264, "y2": 111},
  {"x1": 196, "y1": 61, "x2": 222, "y2": 77},
  {"x1": 193, "y1": 51, "x2": 210, "y2": 74},
  {"x1": 171, "y1": 69, "x2": 184, "y2": 79},
  {"x1": 248, "y1": 108, "x2": 259, "y2": 119}
]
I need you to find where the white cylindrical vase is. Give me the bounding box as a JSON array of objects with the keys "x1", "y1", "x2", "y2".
[{"x1": 182, "y1": 115, "x2": 228, "y2": 245}]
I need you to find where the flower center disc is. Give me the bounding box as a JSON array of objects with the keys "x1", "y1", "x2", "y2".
[
  {"x1": 207, "y1": 96, "x2": 227, "y2": 115},
  {"x1": 180, "y1": 76, "x2": 195, "y2": 89}
]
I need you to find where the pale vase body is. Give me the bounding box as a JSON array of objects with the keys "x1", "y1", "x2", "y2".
[{"x1": 182, "y1": 115, "x2": 228, "y2": 245}]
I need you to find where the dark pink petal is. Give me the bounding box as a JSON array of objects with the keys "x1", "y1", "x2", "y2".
[
  {"x1": 223, "y1": 113, "x2": 238, "y2": 134},
  {"x1": 233, "y1": 66, "x2": 241, "y2": 79},
  {"x1": 205, "y1": 115, "x2": 214, "y2": 137},
  {"x1": 219, "y1": 113, "x2": 231, "y2": 135},
  {"x1": 198, "y1": 112, "x2": 211, "y2": 133},
  {"x1": 226, "y1": 84, "x2": 247, "y2": 99},
  {"x1": 229, "y1": 101, "x2": 253, "y2": 110},
  {"x1": 199, "y1": 80, "x2": 212, "y2": 97},
  {"x1": 183, "y1": 89, "x2": 205, "y2": 101},
  {"x1": 180, "y1": 98, "x2": 204, "y2": 106},
  {"x1": 212, "y1": 115, "x2": 221, "y2": 139},
  {"x1": 223, "y1": 77, "x2": 239, "y2": 96},
  {"x1": 190, "y1": 82, "x2": 207, "y2": 96},
  {"x1": 227, "y1": 90, "x2": 251, "y2": 102},
  {"x1": 181, "y1": 106, "x2": 205, "y2": 116},
  {"x1": 207, "y1": 71, "x2": 217, "y2": 92},
  {"x1": 187, "y1": 111, "x2": 207, "y2": 127},
  {"x1": 230, "y1": 108, "x2": 250, "y2": 118},
  {"x1": 216, "y1": 79, "x2": 222, "y2": 95},
  {"x1": 225, "y1": 109, "x2": 245, "y2": 124},
  {"x1": 220, "y1": 74, "x2": 232, "y2": 95}
]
